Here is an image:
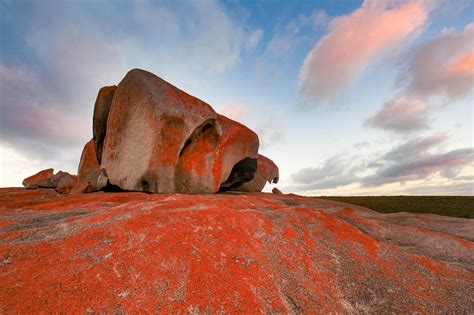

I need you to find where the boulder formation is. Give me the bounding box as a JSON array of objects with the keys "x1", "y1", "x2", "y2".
[
  {"x1": 22, "y1": 169, "x2": 78, "y2": 194},
  {"x1": 22, "y1": 68, "x2": 279, "y2": 194},
  {"x1": 98, "y1": 69, "x2": 263, "y2": 193},
  {"x1": 1, "y1": 188, "x2": 472, "y2": 313},
  {"x1": 22, "y1": 168, "x2": 55, "y2": 189},
  {"x1": 77, "y1": 139, "x2": 100, "y2": 189},
  {"x1": 237, "y1": 154, "x2": 279, "y2": 192}
]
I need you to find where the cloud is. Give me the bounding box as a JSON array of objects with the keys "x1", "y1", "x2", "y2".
[
  {"x1": 130, "y1": 0, "x2": 262, "y2": 74},
  {"x1": 290, "y1": 155, "x2": 362, "y2": 190},
  {"x1": 255, "y1": 10, "x2": 327, "y2": 82},
  {"x1": 365, "y1": 97, "x2": 429, "y2": 133},
  {"x1": 382, "y1": 132, "x2": 447, "y2": 161},
  {"x1": 363, "y1": 133, "x2": 473, "y2": 186},
  {"x1": 255, "y1": 114, "x2": 285, "y2": 150},
  {"x1": 287, "y1": 133, "x2": 474, "y2": 192},
  {"x1": 363, "y1": 148, "x2": 473, "y2": 186},
  {"x1": 298, "y1": 0, "x2": 431, "y2": 105},
  {"x1": 403, "y1": 23, "x2": 474, "y2": 99},
  {"x1": 0, "y1": 0, "x2": 261, "y2": 171},
  {"x1": 216, "y1": 103, "x2": 249, "y2": 124}
]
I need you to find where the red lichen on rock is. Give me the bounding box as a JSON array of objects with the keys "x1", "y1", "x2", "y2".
[
  {"x1": 78, "y1": 139, "x2": 100, "y2": 189},
  {"x1": 22, "y1": 168, "x2": 55, "y2": 189},
  {"x1": 0, "y1": 188, "x2": 472, "y2": 313}
]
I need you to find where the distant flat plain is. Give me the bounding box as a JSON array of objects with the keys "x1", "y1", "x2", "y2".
[{"x1": 319, "y1": 196, "x2": 474, "y2": 219}]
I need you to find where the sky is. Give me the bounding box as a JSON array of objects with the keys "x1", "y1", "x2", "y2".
[{"x1": 0, "y1": 0, "x2": 473, "y2": 195}]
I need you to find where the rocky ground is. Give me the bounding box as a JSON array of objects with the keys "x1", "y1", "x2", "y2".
[{"x1": 0, "y1": 188, "x2": 473, "y2": 313}]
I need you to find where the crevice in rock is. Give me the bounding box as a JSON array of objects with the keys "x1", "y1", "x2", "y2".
[
  {"x1": 179, "y1": 118, "x2": 219, "y2": 157},
  {"x1": 218, "y1": 157, "x2": 257, "y2": 192},
  {"x1": 100, "y1": 181, "x2": 126, "y2": 193}
]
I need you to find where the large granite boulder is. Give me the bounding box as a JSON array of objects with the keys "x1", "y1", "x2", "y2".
[
  {"x1": 100, "y1": 69, "x2": 218, "y2": 193},
  {"x1": 99, "y1": 69, "x2": 261, "y2": 194},
  {"x1": 21, "y1": 68, "x2": 278, "y2": 194}
]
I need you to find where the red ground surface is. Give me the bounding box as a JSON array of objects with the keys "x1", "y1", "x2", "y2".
[{"x1": 0, "y1": 188, "x2": 472, "y2": 313}]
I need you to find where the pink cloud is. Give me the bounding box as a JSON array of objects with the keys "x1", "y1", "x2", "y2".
[
  {"x1": 404, "y1": 23, "x2": 474, "y2": 99},
  {"x1": 366, "y1": 97, "x2": 429, "y2": 133},
  {"x1": 298, "y1": 0, "x2": 431, "y2": 104},
  {"x1": 216, "y1": 103, "x2": 249, "y2": 123}
]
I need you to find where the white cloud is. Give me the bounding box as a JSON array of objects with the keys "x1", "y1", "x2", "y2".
[
  {"x1": 365, "y1": 97, "x2": 429, "y2": 133},
  {"x1": 0, "y1": 0, "x2": 262, "y2": 186}
]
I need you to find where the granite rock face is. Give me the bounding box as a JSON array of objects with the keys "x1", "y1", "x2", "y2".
[
  {"x1": 78, "y1": 139, "x2": 100, "y2": 189},
  {"x1": 22, "y1": 168, "x2": 55, "y2": 189},
  {"x1": 93, "y1": 86, "x2": 116, "y2": 164},
  {"x1": 238, "y1": 154, "x2": 279, "y2": 192},
  {"x1": 22, "y1": 169, "x2": 77, "y2": 194},
  {"x1": 0, "y1": 188, "x2": 472, "y2": 313},
  {"x1": 50, "y1": 171, "x2": 78, "y2": 194},
  {"x1": 99, "y1": 69, "x2": 263, "y2": 194},
  {"x1": 22, "y1": 68, "x2": 279, "y2": 194}
]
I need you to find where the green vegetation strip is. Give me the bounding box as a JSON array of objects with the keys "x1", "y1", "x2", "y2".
[{"x1": 319, "y1": 196, "x2": 474, "y2": 219}]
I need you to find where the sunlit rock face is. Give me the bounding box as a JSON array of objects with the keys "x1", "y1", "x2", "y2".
[
  {"x1": 93, "y1": 86, "x2": 116, "y2": 164},
  {"x1": 95, "y1": 68, "x2": 264, "y2": 194},
  {"x1": 77, "y1": 139, "x2": 100, "y2": 190},
  {"x1": 237, "y1": 154, "x2": 279, "y2": 192},
  {"x1": 1, "y1": 188, "x2": 472, "y2": 313},
  {"x1": 22, "y1": 68, "x2": 279, "y2": 194}
]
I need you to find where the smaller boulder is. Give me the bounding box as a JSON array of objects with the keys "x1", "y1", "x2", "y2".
[
  {"x1": 78, "y1": 139, "x2": 100, "y2": 190},
  {"x1": 51, "y1": 171, "x2": 78, "y2": 194},
  {"x1": 236, "y1": 154, "x2": 279, "y2": 192},
  {"x1": 272, "y1": 187, "x2": 283, "y2": 195},
  {"x1": 22, "y1": 168, "x2": 55, "y2": 189}
]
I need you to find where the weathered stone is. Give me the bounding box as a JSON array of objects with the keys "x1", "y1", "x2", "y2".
[
  {"x1": 237, "y1": 154, "x2": 279, "y2": 192},
  {"x1": 101, "y1": 69, "x2": 218, "y2": 193},
  {"x1": 173, "y1": 118, "x2": 222, "y2": 193},
  {"x1": 1, "y1": 188, "x2": 472, "y2": 313},
  {"x1": 213, "y1": 114, "x2": 259, "y2": 192},
  {"x1": 96, "y1": 168, "x2": 109, "y2": 191},
  {"x1": 175, "y1": 113, "x2": 259, "y2": 193},
  {"x1": 69, "y1": 182, "x2": 96, "y2": 195},
  {"x1": 51, "y1": 171, "x2": 78, "y2": 194},
  {"x1": 77, "y1": 139, "x2": 100, "y2": 190},
  {"x1": 93, "y1": 85, "x2": 116, "y2": 163},
  {"x1": 100, "y1": 69, "x2": 261, "y2": 194},
  {"x1": 272, "y1": 187, "x2": 283, "y2": 195},
  {"x1": 22, "y1": 168, "x2": 55, "y2": 189}
]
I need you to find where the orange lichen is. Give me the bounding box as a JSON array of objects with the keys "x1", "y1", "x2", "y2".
[{"x1": 0, "y1": 188, "x2": 472, "y2": 313}]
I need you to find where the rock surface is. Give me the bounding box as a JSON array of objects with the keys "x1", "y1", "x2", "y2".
[
  {"x1": 238, "y1": 154, "x2": 279, "y2": 192},
  {"x1": 78, "y1": 139, "x2": 100, "y2": 189},
  {"x1": 101, "y1": 68, "x2": 220, "y2": 193},
  {"x1": 212, "y1": 114, "x2": 259, "y2": 192},
  {"x1": 22, "y1": 69, "x2": 276, "y2": 194},
  {"x1": 93, "y1": 85, "x2": 116, "y2": 163},
  {"x1": 0, "y1": 188, "x2": 472, "y2": 313},
  {"x1": 51, "y1": 171, "x2": 78, "y2": 194},
  {"x1": 22, "y1": 168, "x2": 55, "y2": 189}
]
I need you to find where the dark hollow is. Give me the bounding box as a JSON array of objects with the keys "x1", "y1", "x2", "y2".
[{"x1": 219, "y1": 157, "x2": 257, "y2": 192}]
